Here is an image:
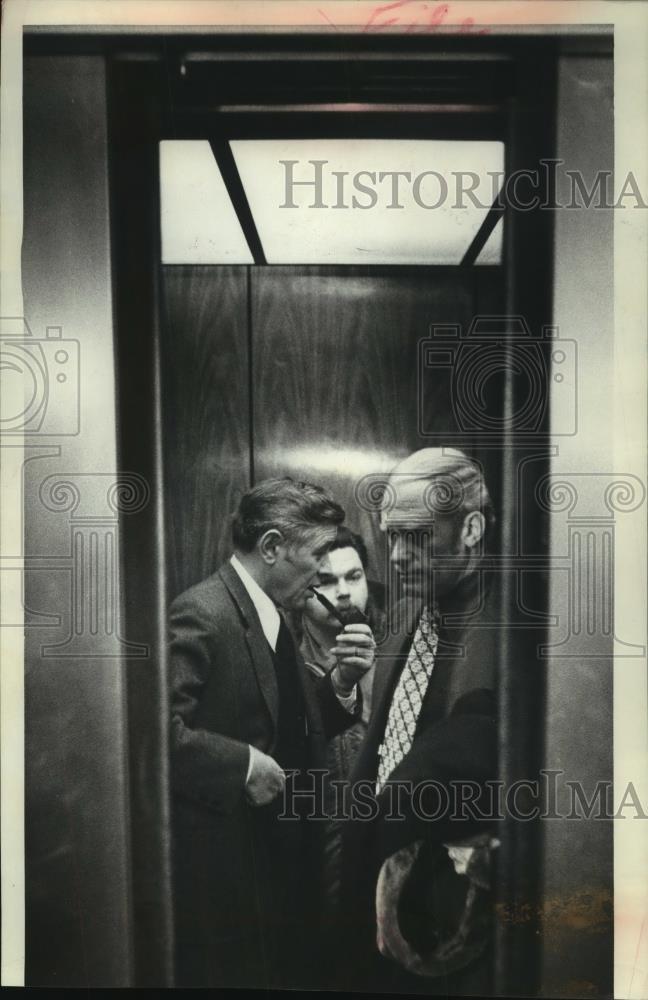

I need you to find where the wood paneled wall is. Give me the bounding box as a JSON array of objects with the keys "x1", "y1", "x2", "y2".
[
  {"x1": 160, "y1": 266, "x2": 250, "y2": 598},
  {"x1": 253, "y1": 267, "x2": 478, "y2": 582},
  {"x1": 160, "y1": 264, "x2": 503, "y2": 595}
]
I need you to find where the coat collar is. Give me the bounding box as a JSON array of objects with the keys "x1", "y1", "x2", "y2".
[
  {"x1": 370, "y1": 569, "x2": 487, "y2": 723},
  {"x1": 438, "y1": 569, "x2": 484, "y2": 618}
]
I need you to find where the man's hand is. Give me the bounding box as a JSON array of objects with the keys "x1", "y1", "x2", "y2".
[
  {"x1": 330, "y1": 623, "x2": 376, "y2": 695},
  {"x1": 245, "y1": 747, "x2": 285, "y2": 806}
]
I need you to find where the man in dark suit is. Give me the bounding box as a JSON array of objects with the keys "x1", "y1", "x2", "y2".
[
  {"x1": 169, "y1": 478, "x2": 375, "y2": 989},
  {"x1": 338, "y1": 448, "x2": 499, "y2": 994}
]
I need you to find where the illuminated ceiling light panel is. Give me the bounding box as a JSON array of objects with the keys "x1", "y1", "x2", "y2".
[
  {"x1": 231, "y1": 139, "x2": 504, "y2": 265},
  {"x1": 474, "y1": 215, "x2": 504, "y2": 265},
  {"x1": 159, "y1": 140, "x2": 253, "y2": 264}
]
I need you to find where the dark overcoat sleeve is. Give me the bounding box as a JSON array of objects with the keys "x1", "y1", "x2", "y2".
[
  {"x1": 373, "y1": 688, "x2": 498, "y2": 865},
  {"x1": 314, "y1": 671, "x2": 363, "y2": 740},
  {"x1": 169, "y1": 594, "x2": 250, "y2": 813}
]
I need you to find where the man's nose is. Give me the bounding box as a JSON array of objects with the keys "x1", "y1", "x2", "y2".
[{"x1": 335, "y1": 579, "x2": 351, "y2": 600}]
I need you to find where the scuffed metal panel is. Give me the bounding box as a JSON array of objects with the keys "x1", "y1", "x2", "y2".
[{"x1": 22, "y1": 55, "x2": 134, "y2": 987}]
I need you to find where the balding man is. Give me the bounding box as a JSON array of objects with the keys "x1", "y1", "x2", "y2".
[{"x1": 337, "y1": 449, "x2": 499, "y2": 994}]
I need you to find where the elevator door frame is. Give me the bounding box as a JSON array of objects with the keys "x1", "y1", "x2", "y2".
[{"x1": 104, "y1": 35, "x2": 557, "y2": 990}]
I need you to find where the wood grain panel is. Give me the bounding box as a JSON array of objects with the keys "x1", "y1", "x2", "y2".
[
  {"x1": 251, "y1": 266, "x2": 492, "y2": 585},
  {"x1": 160, "y1": 265, "x2": 249, "y2": 598}
]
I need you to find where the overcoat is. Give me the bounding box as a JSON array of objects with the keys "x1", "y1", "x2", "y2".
[
  {"x1": 169, "y1": 561, "x2": 355, "y2": 988},
  {"x1": 337, "y1": 571, "x2": 500, "y2": 992}
]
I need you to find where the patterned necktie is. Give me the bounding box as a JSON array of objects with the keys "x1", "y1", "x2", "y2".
[{"x1": 376, "y1": 605, "x2": 440, "y2": 793}]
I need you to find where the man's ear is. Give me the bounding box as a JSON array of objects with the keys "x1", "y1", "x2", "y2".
[
  {"x1": 461, "y1": 511, "x2": 485, "y2": 549},
  {"x1": 258, "y1": 529, "x2": 284, "y2": 565}
]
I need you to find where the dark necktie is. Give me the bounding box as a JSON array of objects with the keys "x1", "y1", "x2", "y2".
[{"x1": 273, "y1": 617, "x2": 308, "y2": 772}]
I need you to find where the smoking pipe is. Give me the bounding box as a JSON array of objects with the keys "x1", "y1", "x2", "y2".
[{"x1": 306, "y1": 586, "x2": 369, "y2": 627}]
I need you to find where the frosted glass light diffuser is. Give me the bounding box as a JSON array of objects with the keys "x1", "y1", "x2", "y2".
[
  {"x1": 231, "y1": 138, "x2": 504, "y2": 265},
  {"x1": 160, "y1": 140, "x2": 253, "y2": 264}
]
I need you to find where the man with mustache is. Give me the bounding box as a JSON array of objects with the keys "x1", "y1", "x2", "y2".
[{"x1": 295, "y1": 526, "x2": 386, "y2": 920}]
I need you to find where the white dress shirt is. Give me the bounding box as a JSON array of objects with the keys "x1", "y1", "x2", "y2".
[
  {"x1": 230, "y1": 554, "x2": 281, "y2": 651},
  {"x1": 229, "y1": 555, "x2": 356, "y2": 782}
]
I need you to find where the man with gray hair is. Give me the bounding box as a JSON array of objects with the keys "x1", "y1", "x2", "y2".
[
  {"x1": 337, "y1": 448, "x2": 499, "y2": 994},
  {"x1": 169, "y1": 477, "x2": 375, "y2": 989}
]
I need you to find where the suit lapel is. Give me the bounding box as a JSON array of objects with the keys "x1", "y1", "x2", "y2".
[
  {"x1": 218, "y1": 563, "x2": 279, "y2": 731},
  {"x1": 374, "y1": 576, "x2": 483, "y2": 719},
  {"x1": 351, "y1": 575, "x2": 492, "y2": 781}
]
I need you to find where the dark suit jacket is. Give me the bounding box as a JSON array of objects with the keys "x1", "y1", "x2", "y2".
[
  {"x1": 169, "y1": 561, "x2": 356, "y2": 988},
  {"x1": 337, "y1": 570, "x2": 499, "y2": 990}
]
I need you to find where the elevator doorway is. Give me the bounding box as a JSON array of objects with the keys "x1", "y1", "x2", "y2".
[{"x1": 108, "y1": 35, "x2": 557, "y2": 990}]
